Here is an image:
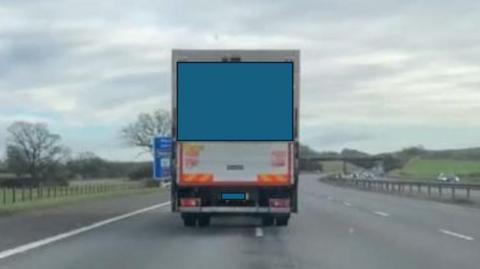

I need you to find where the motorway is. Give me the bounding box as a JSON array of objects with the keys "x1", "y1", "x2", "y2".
[{"x1": 1, "y1": 174, "x2": 480, "y2": 269}]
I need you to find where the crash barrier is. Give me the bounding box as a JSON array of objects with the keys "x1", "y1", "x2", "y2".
[{"x1": 321, "y1": 176, "x2": 480, "y2": 201}]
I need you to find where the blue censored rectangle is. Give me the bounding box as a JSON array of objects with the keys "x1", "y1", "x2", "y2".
[
  {"x1": 221, "y1": 193, "x2": 246, "y2": 200},
  {"x1": 177, "y1": 62, "x2": 293, "y2": 141}
]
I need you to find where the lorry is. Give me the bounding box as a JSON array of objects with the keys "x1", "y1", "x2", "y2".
[{"x1": 171, "y1": 50, "x2": 299, "y2": 227}]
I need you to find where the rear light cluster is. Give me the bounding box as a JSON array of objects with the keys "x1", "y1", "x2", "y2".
[
  {"x1": 180, "y1": 198, "x2": 201, "y2": 207},
  {"x1": 257, "y1": 174, "x2": 290, "y2": 185},
  {"x1": 269, "y1": 198, "x2": 290, "y2": 208}
]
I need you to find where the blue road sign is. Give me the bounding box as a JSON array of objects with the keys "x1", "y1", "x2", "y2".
[{"x1": 153, "y1": 136, "x2": 172, "y2": 180}]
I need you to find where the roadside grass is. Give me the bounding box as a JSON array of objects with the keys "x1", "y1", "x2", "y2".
[
  {"x1": 69, "y1": 178, "x2": 137, "y2": 186},
  {"x1": 0, "y1": 185, "x2": 166, "y2": 215},
  {"x1": 391, "y1": 157, "x2": 480, "y2": 183}
]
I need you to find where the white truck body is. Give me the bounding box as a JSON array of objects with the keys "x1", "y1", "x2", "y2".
[{"x1": 178, "y1": 142, "x2": 293, "y2": 185}]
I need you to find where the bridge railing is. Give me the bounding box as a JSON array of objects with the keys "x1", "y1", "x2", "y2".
[{"x1": 321, "y1": 176, "x2": 480, "y2": 201}]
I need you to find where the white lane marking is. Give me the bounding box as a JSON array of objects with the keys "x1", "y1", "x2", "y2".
[
  {"x1": 439, "y1": 229, "x2": 474, "y2": 241},
  {"x1": 343, "y1": 201, "x2": 352, "y2": 206},
  {"x1": 255, "y1": 227, "x2": 264, "y2": 237},
  {"x1": 374, "y1": 211, "x2": 390, "y2": 217},
  {"x1": 0, "y1": 201, "x2": 171, "y2": 260},
  {"x1": 327, "y1": 196, "x2": 333, "y2": 200}
]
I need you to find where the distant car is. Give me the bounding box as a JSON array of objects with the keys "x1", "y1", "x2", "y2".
[
  {"x1": 436, "y1": 173, "x2": 460, "y2": 183},
  {"x1": 352, "y1": 171, "x2": 378, "y2": 180}
]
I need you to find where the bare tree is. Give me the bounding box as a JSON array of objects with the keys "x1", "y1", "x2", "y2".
[
  {"x1": 6, "y1": 121, "x2": 69, "y2": 181},
  {"x1": 66, "y1": 151, "x2": 106, "y2": 179},
  {"x1": 120, "y1": 109, "x2": 171, "y2": 154},
  {"x1": 0, "y1": 155, "x2": 7, "y2": 172}
]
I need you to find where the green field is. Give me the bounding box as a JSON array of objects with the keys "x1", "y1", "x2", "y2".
[
  {"x1": 69, "y1": 178, "x2": 139, "y2": 186},
  {"x1": 391, "y1": 157, "x2": 480, "y2": 182}
]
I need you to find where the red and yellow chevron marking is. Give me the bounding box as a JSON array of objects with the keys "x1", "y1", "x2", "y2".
[
  {"x1": 257, "y1": 174, "x2": 290, "y2": 185},
  {"x1": 183, "y1": 143, "x2": 204, "y2": 157},
  {"x1": 180, "y1": 173, "x2": 213, "y2": 184}
]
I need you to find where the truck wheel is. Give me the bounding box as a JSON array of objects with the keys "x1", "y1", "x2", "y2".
[
  {"x1": 182, "y1": 214, "x2": 196, "y2": 227},
  {"x1": 198, "y1": 215, "x2": 210, "y2": 227},
  {"x1": 262, "y1": 216, "x2": 274, "y2": 226},
  {"x1": 276, "y1": 215, "x2": 290, "y2": 226}
]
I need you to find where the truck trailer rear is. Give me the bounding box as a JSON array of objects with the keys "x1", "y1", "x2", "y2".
[{"x1": 171, "y1": 50, "x2": 300, "y2": 227}]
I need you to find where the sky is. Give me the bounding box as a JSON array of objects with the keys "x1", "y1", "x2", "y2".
[{"x1": 0, "y1": 0, "x2": 479, "y2": 161}]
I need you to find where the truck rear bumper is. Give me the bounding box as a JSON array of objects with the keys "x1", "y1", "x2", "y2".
[{"x1": 178, "y1": 206, "x2": 290, "y2": 214}]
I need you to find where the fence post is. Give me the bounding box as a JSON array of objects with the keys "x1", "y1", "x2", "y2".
[
  {"x1": 451, "y1": 186, "x2": 455, "y2": 200},
  {"x1": 21, "y1": 186, "x2": 25, "y2": 202},
  {"x1": 439, "y1": 186, "x2": 442, "y2": 198},
  {"x1": 12, "y1": 187, "x2": 16, "y2": 204},
  {"x1": 417, "y1": 184, "x2": 421, "y2": 194},
  {"x1": 2, "y1": 188, "x2": 6, "y2": 205},
  {"x1": 466, "y1": 188, "x2": 470, "y2": 200},
  {"x1": 29, "y1": 186, "x2": 33, "y2": 201}
]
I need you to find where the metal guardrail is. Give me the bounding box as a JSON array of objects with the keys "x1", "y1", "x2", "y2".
[{"x1": 321, "y1": 177, "x2": 480, "y2": 200}]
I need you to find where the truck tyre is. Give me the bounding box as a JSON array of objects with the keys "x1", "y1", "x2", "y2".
[
  {"x1": 276, "y1": 215, "x2": 290, "y2": 226},
  {"x1": 262, "y1": 216, "x2": 274, "y2": 226},
  {"x1": 182, "y1": 214, "x2": 196, "y2": 227},
  {"x1": 198, "y1": 215, "x2": 210, "y2": 227}
]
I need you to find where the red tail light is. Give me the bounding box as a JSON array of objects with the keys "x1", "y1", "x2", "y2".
[
  {"x1": 180, "y1": 198, "x2": 201, "y2": 207},
  {"x1": 269, "y1": 198, "x2": 290, "y2": 208}
]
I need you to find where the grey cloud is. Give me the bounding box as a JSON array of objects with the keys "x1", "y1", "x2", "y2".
[
  {"x1": 304, "y1": 129, "x2": 373, "y2": 147},
  {"x1": 80, "y1": 71, "x2": 168, "y2": 109},
  {"x1": 1, "y1": 0, "x2": 479, "y2": 160}
]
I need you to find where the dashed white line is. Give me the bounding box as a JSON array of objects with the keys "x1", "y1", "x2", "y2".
[
  {"x1": 343, "y1": 201, "x2": 352, "y2": 206},
  {"x1": 255, "y1": 227, "x2": 264, "y2": 237},
  {"x1": 439, "y1": 229, "x2": 474, "y2": 241},
  {"x1": 374, "y1": 211, "x2": 390, "y2": 217},
  {"x1": 0, "y1": 201, "x2": 171, "y2": 260}
]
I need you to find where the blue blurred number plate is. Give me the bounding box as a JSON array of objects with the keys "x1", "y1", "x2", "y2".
[{"x1": 221, "y1": 193, "x2": 246, "y2": 200}]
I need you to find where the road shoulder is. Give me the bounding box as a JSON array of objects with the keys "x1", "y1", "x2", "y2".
[{"x1": 0, "y1": 190, "x2": 169, "y2": 252}]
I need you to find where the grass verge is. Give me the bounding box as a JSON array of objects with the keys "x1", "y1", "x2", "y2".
[
  {"x1": 390, "y1": 157, "x2": 480, "y2": 183},
  {"x1": 0, "y1": 187, "x2": 165, "y2": 216}
]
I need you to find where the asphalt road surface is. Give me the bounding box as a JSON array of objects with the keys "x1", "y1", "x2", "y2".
[{"x1": 1, "y1": 174, "x2": 479, "y2": 269}]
